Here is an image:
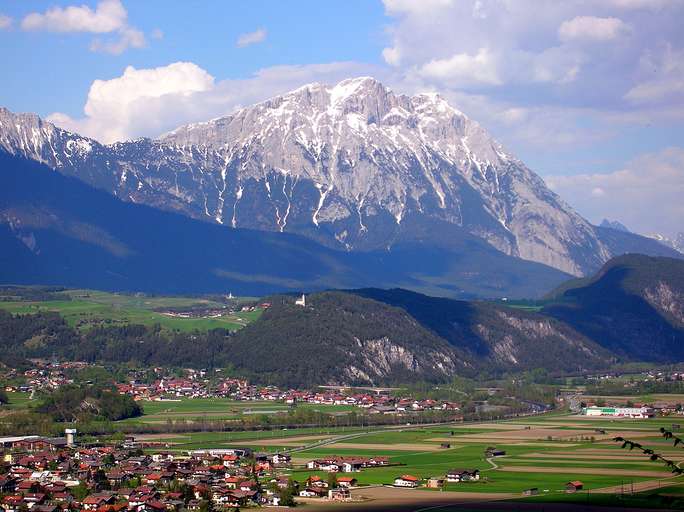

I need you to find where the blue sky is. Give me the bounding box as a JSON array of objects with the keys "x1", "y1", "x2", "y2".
[{"x1": 1, "y1": 0, "x2": 682, "y2": 236}]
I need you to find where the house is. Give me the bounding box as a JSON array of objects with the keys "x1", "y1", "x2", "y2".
[
  {"x1": 439, "y1": 443, "x2": 451, "y2": 449},
  {"x1": 221, "y1": 454, "x2": 238, "y2": 467},
  {"x1": 341, "y1": 460, "x2": 364, "y2": 473},
  {"x1": 328, "y1": 488, "x2": 351, "y2": 501},
  {"x1": 336, "y1": 477, "x2": 357, "y2": 488},
  {"x1": 306, "y1": 476, "x2": 327, "y2": 489},
  {"x1": 82, "y1": 495, "x2": 113, "y2": 510},
  {"x1": 446, "y1": 469, "x2": 480, "y2": 483},
  {"x1": 566, "y1": 481, "x2": 584, "y2": 493},
  {"x1": 485, "y1": 447, "x2": 506, "y2": 457},
  {"x1": 426, "y1": 477, "x2": 444, "y2": 489},
  {"x1": 299, "y1": 488, "x2": 326, "y2": 498},
  {"x1": 394, "y1": 475, "x2": 420, "y2": 488},
  {"x1": 306, "y1": 459, "x2": 339, "y2": 472},
  {"x1": 269, "y1": 453, "x2": 291, "y2": 465},
  {"x1": 522, "y1": 488, "x2": 539, "y2": 496}
]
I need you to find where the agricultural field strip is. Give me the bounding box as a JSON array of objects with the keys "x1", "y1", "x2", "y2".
[
  {"x1": 499, "y1": 465, "x2": 671, "y2": 477},
  {"x1": 228, "y1": 434, "x2": 335, "y2": 446},
  {"x1": 517, "y1": 452, "x2": 684, "y2": 461},
  {"x1": 546, "y1": 448, "x2": 684, "y2": 456},
  {"x1": 502, "y1": 458, "x2": 669, "y2": 467},
  {"x1": 591, "y1": 477, "x2": 684, "y2": 494},
  {"x1": 323, "y1": 442, "x2": 453, "y2": 451}
]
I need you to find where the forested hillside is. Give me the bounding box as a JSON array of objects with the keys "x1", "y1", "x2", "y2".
[
  {"x1": 543, "y1": 254, "x2": 684, "y2": 361},
  {"x1": 2, "y1": 255, "x2": 683, "y2": 386},
  {"x1": 352, "y1": 288, "x2": 615, "y2": 372}
]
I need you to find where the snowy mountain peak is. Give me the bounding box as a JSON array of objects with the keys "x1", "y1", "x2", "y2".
[
  {"x1": 5, "y1": 75, "x2": 663, "y2": 276},
  {"x1": 0, "y1": 107, "x2": 95, "y2": 167},
  {"x1": 160, "y1": 77, "x2": 513, "y2": 173},
  {"x1": 647, "y1": 232, "x2": 684, "y2": 255}
]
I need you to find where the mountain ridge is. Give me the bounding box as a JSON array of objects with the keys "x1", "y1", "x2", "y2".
[
  {"x1": 0, "y1": 152, "x2": 572, "y2": 299},
  {"x1": 1, "y1": 78, "x2": 680, "y2": 278}
]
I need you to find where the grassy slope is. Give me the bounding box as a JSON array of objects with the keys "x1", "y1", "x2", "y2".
[{"x1": 0, "y1": 289, "x2": 260, "y2": 332}]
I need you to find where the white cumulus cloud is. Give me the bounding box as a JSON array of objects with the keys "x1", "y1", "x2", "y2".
[
  {"x1": 20, "y1": 0, "x2": 148, "y2": 54},
  {"x1": 48, "y1": 60, "x2": 379, "y2": 144},
  {"x1": 236, "y1": 28, "x2": 267, "y2": 48},
  {"x1": 558, "y1": 16, "x2": 630, "y2": 42},
  {"x1": 419, "y1": 48, "x2": 502, "y2": 86},
  {"x1": 545, "y1": 147, "x2": 684, "y2": 237},
  {"x1": 49, "y1": 62, "x2": 215, "y2": 143},
  {"x1": 21, "y1": 0, "x2": 127, "y2": 32}
]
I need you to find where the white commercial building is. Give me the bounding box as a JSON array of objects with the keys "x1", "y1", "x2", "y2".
[{"x1": 582, "y1": 406, "x2": 654, "y2": 418}]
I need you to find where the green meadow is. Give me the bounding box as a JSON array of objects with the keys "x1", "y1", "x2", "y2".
[
  {"x1": 120, "y1": 410, "x2": 684, "y2": 496},
  {"x1": 0, "y1": 289, "x2": 261, "y2": 332}
]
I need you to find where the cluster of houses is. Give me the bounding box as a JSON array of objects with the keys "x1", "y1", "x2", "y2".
[
  {"x1": 114, "y1": 375, "x2": 250, "y2": 401},
  {"x1": 230, "y1": 389, "x2": 460, "y2": 415},
  {"x1": 305, "y1": 456, "x2": 390, "y2": 473},
  {"x1": 0, "y1": 432, "x2": 345, "y2": 510},
  {"x1": 5, "y1": 361, "x2": 462, "y2": 419},
  {"x1": 1, "y1": 428, "x2": 501, "y2": 512},
  {"x1": 113, "y1": 376, "x2": 462, "y2": 416},
  {"x1": 395, "y1": 469, "x2": 481, "y2": 489},
  {"x1": 3, "y1": 362, "x2": 90, "y2": 395}
]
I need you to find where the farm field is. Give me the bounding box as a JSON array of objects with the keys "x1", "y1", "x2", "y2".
[
  {"x1": 0, "y1": 289, "x2": 260, "y2": 331},
  {"x1": 0, "y1": 391, "x2": 35, "y2": 411},
  {"x1": 120, "y1": 411, "x2": 684, "y2": 500},
  {"x1": 117, "y1": 397, "x2": 357, "y2": 425},
  {"x1": 281, "y1": 416, "x2": 684, "y2": 510}
]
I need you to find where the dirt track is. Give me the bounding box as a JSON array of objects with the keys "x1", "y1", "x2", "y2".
[
  {"x1": 299, "y1": 486, "x2": 515, "y2": 512},
  {"x1": 298, "y1": 485, "x2": 678, "y2": 511}
]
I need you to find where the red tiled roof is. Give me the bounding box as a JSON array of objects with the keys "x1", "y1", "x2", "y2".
[{"x1": 399, "y1": 475, "x2": 419, "y2": 481}]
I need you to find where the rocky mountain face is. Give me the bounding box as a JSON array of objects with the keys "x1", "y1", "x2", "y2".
[
  {"x1": 1, "y1": 153, "x2": 572, "y2": 299},
  {"x1": 647, "y1": 232, "x2": 684, "y2": 255},
  {"x1": 352, "y1": 288, "x2": 614, "y2": 373},
  {"x1": 600, "y1": 219, "x2": 630, "y2": 233},
  {"x1": 1, "y1": 78, "x2": 679, "y2": 277}
]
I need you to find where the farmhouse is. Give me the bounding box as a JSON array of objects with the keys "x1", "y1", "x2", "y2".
[
  {"x1": 446, "y1": 469, "x2": 480, "y2": 483},
  {"x1": 336, "y1": 477, "x2": 357, "y2": 488},
  {"x1": 299, "y1": 487, "x2": 326, "y2": 498},
  {"x1": 394, "y1": 475, "x2": 420, "y2": 487}
]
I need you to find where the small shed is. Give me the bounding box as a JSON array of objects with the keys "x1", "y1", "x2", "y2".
[
  {"x1": 522, "y1": 487, "x2": 539, "y2": 496},
  {"x1": 565, "y1": 481, "x2": 584, "y2": 493},
  {"x1": 440, "y1": 442, "x2": 451, "y2": 449},
  {"x1": 485, "y1": 447, "x2": 506, "y2": 457}
]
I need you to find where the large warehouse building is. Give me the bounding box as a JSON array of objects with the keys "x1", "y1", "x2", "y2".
[{"x1": 582, "y1": 406, "x2": 655, "y2": 418}]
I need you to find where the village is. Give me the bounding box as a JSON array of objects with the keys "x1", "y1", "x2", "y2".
[
  {"x1": 3, "y1": 363, "x2": 464, "y2": 417},
  {"x1": 0, "y1": 430, "x2": 496, "y2": 510}
]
